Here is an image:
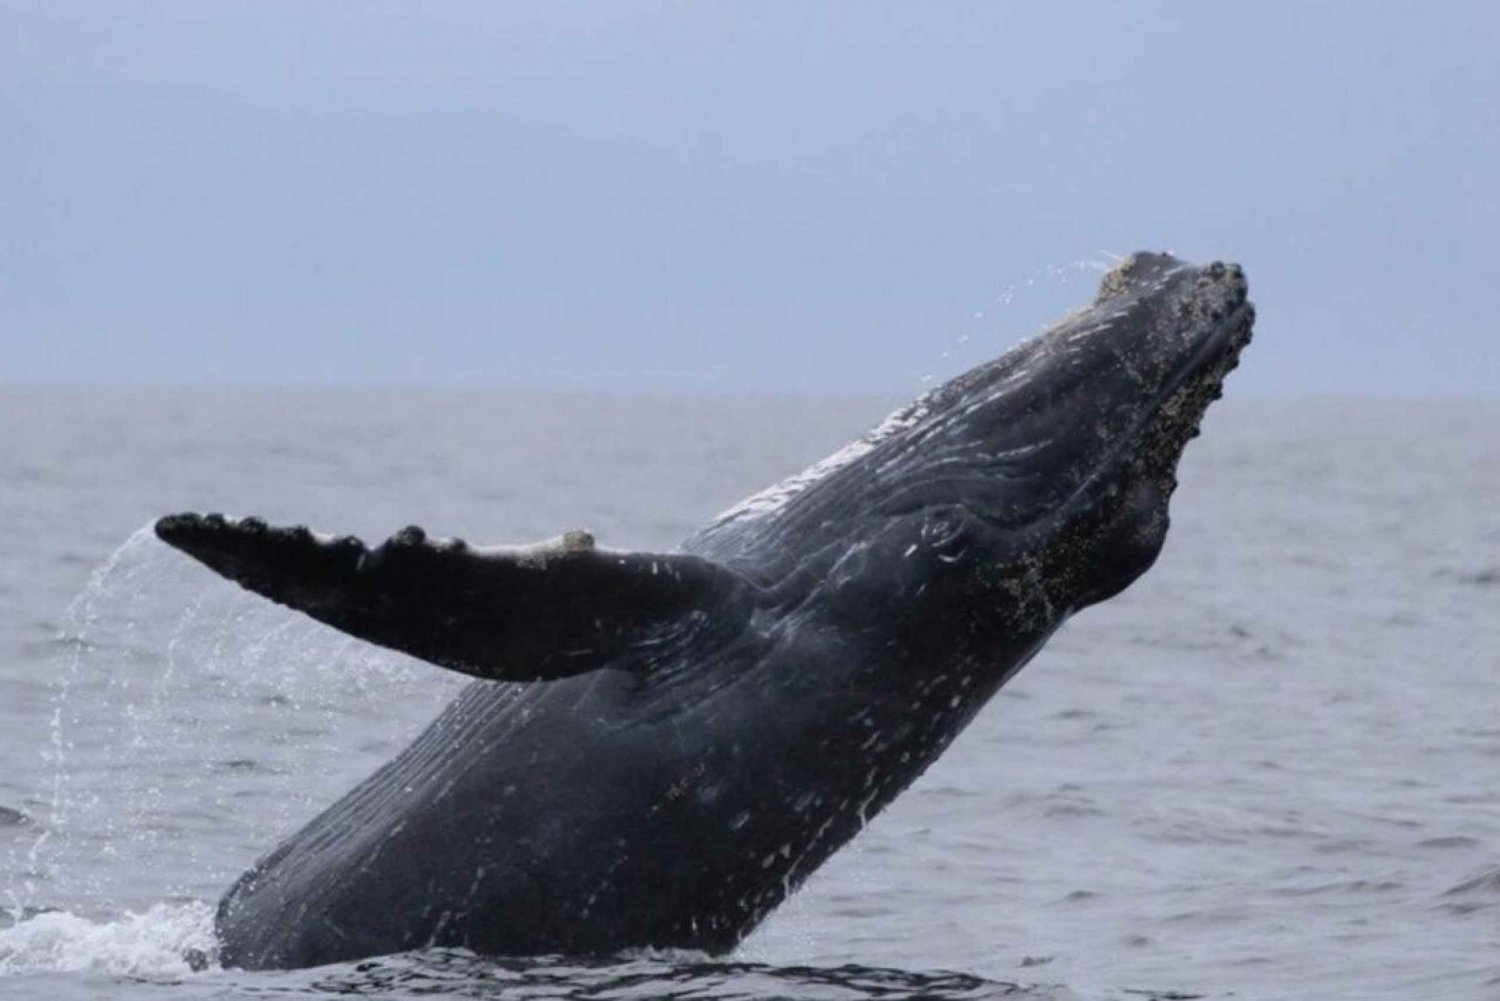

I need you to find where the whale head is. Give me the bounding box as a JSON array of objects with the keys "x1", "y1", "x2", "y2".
[
  {"x1": 700, "y1": 252, "x2": 1253, "y2": 621},
  {"x1": 929, "y1": 251, "x2": 1255, "y2": 612}
]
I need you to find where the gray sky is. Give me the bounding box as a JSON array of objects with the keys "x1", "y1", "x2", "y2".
[{"x1": 4, "y1": 1, "x2": 1496, "y2": 396}]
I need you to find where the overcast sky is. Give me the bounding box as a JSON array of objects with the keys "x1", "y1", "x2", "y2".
[{"x1": 4, "y1": 2, "x2": 1496, "y2": 396}]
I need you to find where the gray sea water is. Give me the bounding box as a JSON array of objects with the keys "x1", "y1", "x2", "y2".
[{"x1": 0, "y1": 389, "x2": 1495, "y2": 1000}]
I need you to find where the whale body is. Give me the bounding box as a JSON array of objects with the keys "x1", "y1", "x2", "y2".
[{"x1": 156, "y1": 252, "x2": 1254, "y2": 970}]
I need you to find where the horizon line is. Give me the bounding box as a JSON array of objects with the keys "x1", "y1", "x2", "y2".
[{"x1": 1, "y1": 380, "x2": 1495, "y2": 406}]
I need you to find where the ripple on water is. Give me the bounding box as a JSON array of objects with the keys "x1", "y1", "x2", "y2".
[
  {"x1": 1444, "y1": 866, "x2": 1500, "y2": 897},
  {"x1": 289, "y1": 950, "x2": 1042, "y2": 1001},
  {"x1": 1414, "y1": 835, "x2": 1481, "y2": 850},
  {"x1": 1270, "y1": 879, "x2": 1405, "y2": 898}
]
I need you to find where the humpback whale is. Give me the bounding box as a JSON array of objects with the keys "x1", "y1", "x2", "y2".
[{"x1": 155, "y1": 252, "x2": 1254, "y2": 970}]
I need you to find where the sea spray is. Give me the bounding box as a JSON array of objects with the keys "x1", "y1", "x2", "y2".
[
  {"x1": 920, "y1": 255, "x2": 1112, "y2": 390},
  {"x1": 15, "y1": 526, "x2": 160, "y2": 914},
  {"x1": 10, "y1": 522, "x2": 461, "y2": 919}
]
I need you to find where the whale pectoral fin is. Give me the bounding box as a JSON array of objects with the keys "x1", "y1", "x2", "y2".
[{"x1": 153, "y1": 513, "x2": 755, "y2": 682}]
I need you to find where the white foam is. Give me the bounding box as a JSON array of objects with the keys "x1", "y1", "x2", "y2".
[{"x1": 0, "y1": 901, "x2": 215, "y2": 977}]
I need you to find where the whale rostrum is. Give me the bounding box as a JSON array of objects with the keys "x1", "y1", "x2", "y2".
[{"x1": 155, "y1": 251, "x2": 1254, "y2": 969}]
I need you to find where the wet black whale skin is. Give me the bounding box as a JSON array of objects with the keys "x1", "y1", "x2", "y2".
[{"x1": 155, "y1": 252, "x2": 1254, "y2": 970}]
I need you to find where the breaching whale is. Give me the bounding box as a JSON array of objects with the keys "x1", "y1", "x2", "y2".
[{"x1": 155, "y1": 252, "x2": 1253, "y2": 970}]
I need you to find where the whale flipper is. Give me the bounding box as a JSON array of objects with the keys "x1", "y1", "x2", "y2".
[{"x1": 154, "y1": 513, "x2": 755, "y2": 682}]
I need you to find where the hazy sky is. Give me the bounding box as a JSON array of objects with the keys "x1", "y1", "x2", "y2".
[{"x1": 4, "y1": 2, "x2": 1497, "y2": 396}]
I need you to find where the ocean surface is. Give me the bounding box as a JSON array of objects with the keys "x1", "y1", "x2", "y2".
[{"x1": 0, "y1": 389, "x2": 1495, "y2": 1000}]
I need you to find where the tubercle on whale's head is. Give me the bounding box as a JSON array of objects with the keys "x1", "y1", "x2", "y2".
[{"x1": 919, "y1": 251, "x2": 1254, "y2": 613}]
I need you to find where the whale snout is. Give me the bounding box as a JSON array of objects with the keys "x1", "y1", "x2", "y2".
[
  {"x1": 1089, "y1": 253, "x2": 1253, "y2": 402},
  {"x1": 1094, "y1": 253, "x2": 1249, "y2": 342},
  {"x1": 1187, "y1": 261, "x2": 1251, "y2": 333},
  {"x1": 1199, "y1": 260, "x2": 1248, "y2": 302}
]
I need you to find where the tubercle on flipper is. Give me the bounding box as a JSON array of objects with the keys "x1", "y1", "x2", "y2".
[
  {"x1": 562, "y1": 529, "x2": 596, "y2": 553},
  {"x1": 390, "y1": 525, "x2": 426, "y2": 548},
  {"x1": 154, "y1": 511, "x2": 596, "y2": 571}
]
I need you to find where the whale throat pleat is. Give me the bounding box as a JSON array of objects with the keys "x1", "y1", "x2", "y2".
[{"x1": 153, "y1": 513, "x2": 755, "y2": 682}]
